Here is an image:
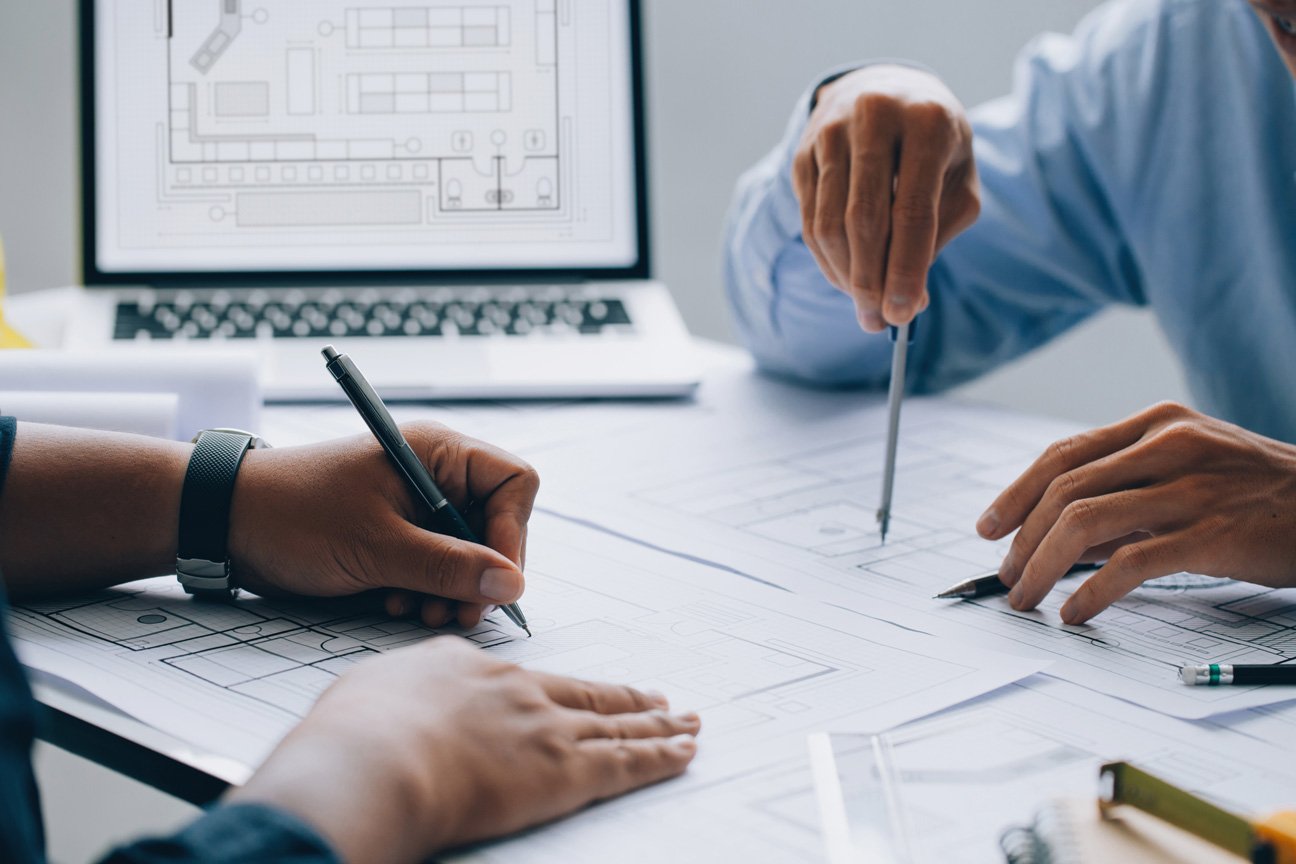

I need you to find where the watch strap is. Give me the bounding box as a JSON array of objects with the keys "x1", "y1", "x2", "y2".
[{"x1": 177, "y1": 430, "x2": 254, "y2": 598}]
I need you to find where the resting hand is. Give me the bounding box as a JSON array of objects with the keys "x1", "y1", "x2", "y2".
[
  {"x1": 230, "y1": 638, "x2": 700, "y2": 864},
  {"x1": 793, "y1": 64, "x2": 979, "y2": 331},
  {"x1": 230, "y1": 422, "x2": 539, "y2": 628},
  {"x1": 977, "y1": 403, "x2": 1296, "y2": 624}
]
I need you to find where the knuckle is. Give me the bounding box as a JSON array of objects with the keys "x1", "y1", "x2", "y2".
[
  {"x1": 617, "y1": 684, "x2": 648, "y2": 711},
  {"x1": 892, "y1": 197, "x2": 937, "y2": 230},
  {"x1": 1045, "y1": 436, "x2": 1081, "y2": 471},
  {"x1": 854, "y1": 91, "x2": 900, "y2": 122},
  {"x1": 1145, "y1": 400, "x2": 1192, "y2": 422},
  {"x1": 955, "y1": 186, "x2": 982, "y2": 228},
  {"x1": 844, "y1": 197, "x2": 884, "y2": 230},
  {"x1": 792, "y1": 147, "x2": 814, "y2": 176},
  {"x1": 567, "y1": 681, "x2": 600, "y2": 712},
  {"x1": 611, "y1": 742, "x2": 643, "y2": 777},
  {"x1": 1153, "y1": 420, "x2": 1204, "y2": 452},
  {"x1": 905, "y1": 101, "x2": 956, "y2": 138},
  {"x1": 536, "y1": 728, "x2": 574, "y2": 763},
  {"x1": 816, "y1": 213, "x2": 846, "y2": 239},
  {"x1": 1111, "y1": 543, "x2": 1152, "y2": 574},
  {"x1": 1046, "y1": 471, "x2": 1080, "y2": 504},
  {"x1": 1060, "y1": 498, "x2": 1098, "y2": 534},
  {"x1": 818, "y1": 119, "x2": 851, "y2": 150},
  {"x1": 400, "y1": 420, "x2": 451, "y2": 440},
  {"x1": 507, "y1": 682, "x2": 553, "y2": 714}
]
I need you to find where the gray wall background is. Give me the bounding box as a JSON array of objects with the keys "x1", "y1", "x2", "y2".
[{"x1": 2, "y1": 1, "x2": 1190, "y2": 860}]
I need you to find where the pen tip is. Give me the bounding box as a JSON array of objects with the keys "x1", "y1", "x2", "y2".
[{"x1": 523, "y1": 626, "x2": 533, "y2": 638}]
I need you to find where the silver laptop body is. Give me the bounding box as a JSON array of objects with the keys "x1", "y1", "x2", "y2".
[{"x1": 72, "y1": 0, "x2": 699, "y2": 401}]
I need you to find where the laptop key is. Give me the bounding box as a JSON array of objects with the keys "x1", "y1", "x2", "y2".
[{"x1": 113, "y1": 293, "x2": 634, "y2": 340}]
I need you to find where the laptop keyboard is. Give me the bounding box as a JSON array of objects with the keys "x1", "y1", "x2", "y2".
[{"x1": 112, "y1": 288, "x2": 634, "y2": 341}]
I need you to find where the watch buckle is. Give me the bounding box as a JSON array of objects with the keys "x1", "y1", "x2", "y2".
[{"x1": 176, "y1": 557, "x2": 233, "y2": 593}]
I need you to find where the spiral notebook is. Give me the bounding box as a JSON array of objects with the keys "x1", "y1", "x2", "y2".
[{"x1": 1000, "y1": 799, "x2": 1245, "y2": 864}]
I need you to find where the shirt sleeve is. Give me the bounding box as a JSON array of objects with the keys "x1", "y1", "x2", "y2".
[
  {"x1": 724, "y1": 3, "x2": 1157, "y2": 391},
  {"x1": 100, "y1": 803, "x2": 340, "y2": 864},
  {"x1": 0, "y1": 416, "x2": 16, "y2": 498}
]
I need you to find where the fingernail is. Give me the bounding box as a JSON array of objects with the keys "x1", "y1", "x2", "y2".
[
  {"x1": 645, "y1": 690, "x2": 670, "y2": 709},
  {"x1": 977, "y1": 509, "x2": 999, "y2": 537},
  {"x1": 670, "y1": 734, "x2": 698, "y2": 754},
  {"x1": 1008, "y1": 584, "x2": 1024, "y2": 608},
  {"x1": 480, "y1": 568, "x2": 523, "y2": 603},
  {"x1": 860, "y1": 311, "x2": 884, "y2": 333},
  {"x1": 1060, "y1": 603, "x2": 1082, "y2": 626},
  {"x1": 678, "y1": 712, "x2": 701, "y2": 727}
]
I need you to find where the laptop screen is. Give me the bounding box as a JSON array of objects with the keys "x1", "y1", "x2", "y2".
[{"x1": 82, "y1": 0, "x2": 646, "y2": 284}]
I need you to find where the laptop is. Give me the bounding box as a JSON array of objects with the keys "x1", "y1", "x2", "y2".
[{"x1": 69, "y1": 0, "x2": 700, "y2": 401}]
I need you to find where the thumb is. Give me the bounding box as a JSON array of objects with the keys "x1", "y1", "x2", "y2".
[{"x1": 385, "y1": 523, "x2": 525, "y2": 605}]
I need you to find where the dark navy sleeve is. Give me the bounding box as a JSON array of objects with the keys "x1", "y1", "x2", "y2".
[
  {"x1": 0, "y1": 417, "x2": 49, "y2": 863},
  {"x1": 101, "y1": 803, "x2": 340, "y2": 864},
  {"x1": 0, "y1": 418, "x2": 336, "y2": 864}
]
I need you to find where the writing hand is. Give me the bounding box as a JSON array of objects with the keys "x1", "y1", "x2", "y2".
[
  {"x1": 978, "y1": 403, "x2": 1296, "y2": 624},
  {"x1": 230, "y1": 422, "x2": 539, "y2": 628}
]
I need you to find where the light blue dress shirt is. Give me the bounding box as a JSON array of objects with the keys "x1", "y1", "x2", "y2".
[{"x1": 725, "y1": 0, "x2": 1296, "y2": 443}]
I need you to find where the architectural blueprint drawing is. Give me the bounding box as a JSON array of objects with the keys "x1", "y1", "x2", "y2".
[
  {"x1": 806, "y1": 677, "x2": 1296, "y2": 864},
  {"x1": 10, "y1": 514, "x2": 1040, "y2": 862},
  {"x1": 525, "y1": 366, "x2": 1296, "y2": 719},
  {"x1": 95, "y1": 0, "x2": 637, "y2": 270}
]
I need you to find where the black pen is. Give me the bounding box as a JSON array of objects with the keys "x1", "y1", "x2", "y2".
[
  {"x1": 934, "y1": 562, "x2": 1103, "y2": 600},
  {"x1": 322, "y1": 345, "x2": 531, "y2": 637},
  {"x1": 1179, "y1": 664, "x2": 1296, "y2": 686}
]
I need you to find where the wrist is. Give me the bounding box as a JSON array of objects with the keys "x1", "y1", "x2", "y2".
[
  {"x1": 225, "y1": 447, "x2": 272, "y2": 592},
  {"x1": 232, "y1": 715, "x2": 438, "y2": 864}
]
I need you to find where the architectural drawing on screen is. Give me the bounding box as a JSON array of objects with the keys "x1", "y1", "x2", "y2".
[{"x1": 163, "y1": 1, "x2": 565, "y2": 232}]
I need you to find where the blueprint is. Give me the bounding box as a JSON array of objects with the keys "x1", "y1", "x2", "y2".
[
  {"x1": 526, "y1": 366, "x2": 1296, "y2": 719},
  {"x1": 807, "y1": 676, "x2": 1296, "y2": 864},
  {"x1": 95, "y1": 0, "x2": 638, "y2": 271},
  {"x1": 11, "y1": 513, "x2": 1041, "y2": 863}
]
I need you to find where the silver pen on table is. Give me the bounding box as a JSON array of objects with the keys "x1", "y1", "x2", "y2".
[{"x1": 876, "y1": 320, "x2": 913, "y2": 544}]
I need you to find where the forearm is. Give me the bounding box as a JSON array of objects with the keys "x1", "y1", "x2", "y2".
[
  {"x1": 0, "y1": 422, "x2": 190, "y2": 600},
  {"x1": 724, "y1": 77, "x2": 893, "y2": 386}
]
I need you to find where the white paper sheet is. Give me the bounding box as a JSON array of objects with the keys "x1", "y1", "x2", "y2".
[
  {"x1": 809, "y1": 676, "x2": 1296, "y2": 864},
  {"x1": 0, "y1": 349, "x2": 261, "y2": 439},
  {"x1": 0, "y1": 391, "x2": 179, "y2": 439},
  {"x1": 518, "y1": 366, "x2": 1296, "y2": 719},
  {"x1": 10, "y1": 513, "x2": 1041, "y2": 862}
]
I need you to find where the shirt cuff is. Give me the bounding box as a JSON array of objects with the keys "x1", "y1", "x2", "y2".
[
  {"x1": 0, "y1": 416, "x2": 15, "y2": 501},
  {"x1": 100, "y1": 802, "x2": 341, "y2": 864}
]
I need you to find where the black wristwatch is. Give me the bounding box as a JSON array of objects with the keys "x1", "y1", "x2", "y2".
[{"x1": 176, "y1": 428, "x2": 270, "y2": 601}]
